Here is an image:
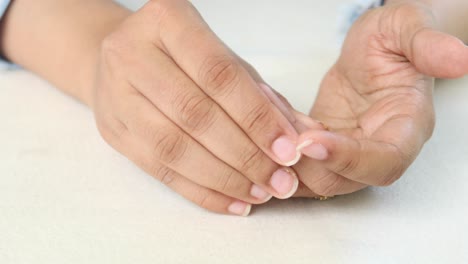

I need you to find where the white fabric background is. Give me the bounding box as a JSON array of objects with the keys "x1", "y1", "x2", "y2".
[{"x1": 1, "y1": 1, "x2": 467, "y2": 263}]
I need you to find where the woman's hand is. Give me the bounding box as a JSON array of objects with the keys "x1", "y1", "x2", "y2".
[
  {"x1": 92, "y1": 0, "x2": 305, "y2": 215},
  {"x1": 293, "y1": 2, "x2": 468, "y2": 197}
]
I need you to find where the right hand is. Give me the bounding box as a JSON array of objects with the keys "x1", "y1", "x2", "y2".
[{"x1": 91, "y1": 0, "x2": 302, "y2": 216}]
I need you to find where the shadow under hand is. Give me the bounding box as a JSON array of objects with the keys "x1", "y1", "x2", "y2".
[{"x1": 251, "y1": 187, "x2": 380, "y2": 216}]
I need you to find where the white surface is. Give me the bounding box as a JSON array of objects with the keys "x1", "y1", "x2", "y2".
[{"x1": 1, "y1": 1, "x2": 468, "y2": 263}]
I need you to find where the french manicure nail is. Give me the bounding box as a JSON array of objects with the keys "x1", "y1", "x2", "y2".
[
  {"x1": 228, "y1": 201, "x2": 252, "y2": 216},
  {"x1": 269, "y1": 167, "x2": 299, "y2": 199},
  {"x1": 250, "y1": 184, "x2": 273, "y2": 202},
  {"x1": 296, "y1": 140, "x2": 314, "y2": 151},
  {"x1": 272, "y1": 135, "x2": 301, "y2": 166},
  {"x1": 301, "y1": 143, "x2": 328, "y2": 160}
]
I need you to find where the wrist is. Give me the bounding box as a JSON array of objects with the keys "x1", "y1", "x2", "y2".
[
  {"x1": 1, "y1": 0, "x2": 130, "y2": 107},
  {"x1": 74, "y1": 12, "x2": 131, "y2": 108}
]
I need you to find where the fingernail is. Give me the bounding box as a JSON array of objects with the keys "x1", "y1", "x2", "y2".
[
  {"x1": 228, "y1": 201, "x2": 252, "y2": 216},
  {"x1": 269, "y1": 167, "x2": 299, "y2": 199},
  {"x1": 250, "y1": 184, "x2": 273, "y2": 202},
  {"x1": 272, "y1": 136, "x2": 301, "y2": 166},
  {"x1": 301, "y1": 142, "x2": 328, "y2": 160},
  {"x1": 296, "y1": 140, "x2": 314, "y2": 151}
]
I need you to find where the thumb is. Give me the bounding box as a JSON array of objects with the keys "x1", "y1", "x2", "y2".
[{"x1": 403, "y1": 27, "x2": 468, "y2": 78}]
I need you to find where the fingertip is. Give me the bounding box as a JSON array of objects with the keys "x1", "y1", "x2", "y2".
[
  {"x1": 228, "y1": 201, "x2": 252, "y2": 217},
  {"x1": 297, "y1": 129, "x2": 336, "y2": 147},
  {"x1": 300, "y1": 142, "x2": 329, "y2": 161},
  {"x1": 281, "y1": 172, "x2": 300, "y2": 199},
  {"x1": 242, "y1": 204, "x2": 252, "y2": 217},
  {"x1": 292, "y1": 111, "x2": 328, "y2": 133},
  {"x1": 440, "y1": 37, "x2": 468, "y2": 78},
  {"x1": 412, "y1": 29, "x2": 468, "y2": 78},
  {"x1": 272, "y1": 135, "x2": 301, "y2": 166},
  {"x1": 296, "y1": 130, "x2": 356, "y2": 161},
  {"x1": 269, "y1": 167, "x2": 299, "y2": 199}
]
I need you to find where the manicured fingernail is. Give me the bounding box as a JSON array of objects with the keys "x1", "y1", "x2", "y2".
[
  {"x1": 296, "y1": 140, "x2": 314, "y2": 151},
  {"x1": 269, "y1": 167, "x2": 299, "y2": 199},
  {"x1": 272, "y1": 136, "x2": 301, "y2": 166},
  {"x1": 250, "y1": 184, "x2": 273, "y2": 202},
  {"x1": 228, "y1": 201, "x2": 252, "y2": 216},
  {"x1": 301, "y1": 142, "x2": 328, "y2": 160}
]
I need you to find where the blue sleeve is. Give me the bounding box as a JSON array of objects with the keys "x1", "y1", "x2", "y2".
[
  {"x1": 0, "y1": 0, "x2": 10, "y2": 18},
  {"x1": 0, "y1": 0, "x2": 17, "y2": 70}
]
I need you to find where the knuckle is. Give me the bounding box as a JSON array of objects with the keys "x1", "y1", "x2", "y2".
[
  {"x1": 146, "y1": 0, "x2": 171, "y2": 18},
  {"x1": 334, "y1": 143, "x2": 362, "y2": 177},
  {"x1": 100, "y1": 33, "x2": 135, "y2": 71},
  {"x1": 237, "y1": 146, "x2": 267, "y2": 179},
  {"x1": 176, "y1": 93, "x2": 217, "y2": 136},
  {"x1": 199, "y1": 55, "x2": 241, "y2": 97},
  {"x1": 215, "y1": 169, "x2": 243, "y2": 195},
  {"x1": 379, "y1": 174, "x2": 398, "y2": 187},
  {"x1": 241, "y1": 102, "x2": 274, "y2": 134},
  {"x1": 378, "y1": 145, "x2": 408, "y2": 186},
  {"x1": 379, "y1": 160, "x2": 406, "y2": 187},
  {"x1": 193, "y1": 191, "x2": 212, "y2": 210},
  {"x1": 313, "y1": 173, "x2": 344, "y2": 196},
  {"x1": 215, "y1": 169, "x2": 235, "y2": 193},
  {"x1": 100, "y1": 33, "x2": 127, "y2": 61},
  {"x1": 151, "y1": 131, "x2": 187, "y2": 165},
  {"x1": 154, "y1": 165, "x2": 176, "y2": 185},
  {"x1": 95, "y1": 117, "x2": 127, "y2": 147}
]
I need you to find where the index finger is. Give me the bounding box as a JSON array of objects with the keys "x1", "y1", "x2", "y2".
[
  {"x1": 141, "y1": 0, "x2": 301, "y2": 166},
  {"x1": 296, "y1": 118, "x2": 426, "y2": 186}
]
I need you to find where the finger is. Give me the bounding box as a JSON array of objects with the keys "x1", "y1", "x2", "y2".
[
  {"x1": 107, "y1": 129, "x2": 252, "y2": 216},
  {"x1": 296, "y1": 127, "x2": 418, "y2": 186},
  {"x1": 134, "y1": 154, "x2": 253, "y2": 217},
  {"x1": 293, "y1": 157, "x2": 368, "y2": 196},
  {"x1": 288, "y1": 109, "x2": 367, "y2": 196},
  {"x1": 136, "y1": 153, "x2": 253, "y2": 216},
  {"x1": 241, "y1": 61, "x2": 350, "y2": 197},
  {"x1": 95, "y1": 113, "x2": 252, "y2": 216},
  {"x1": 402, "y1": 27, "x2": 468, "y2": 78},
  {"x1": 240, "y1": 59, "x2": 326, "y2": 133},
  {"x1": 293, "y1": 182, "x2": 320, "y2": 198},
  {"x1": 120, "y1": 48, "x2": 298, "y2": 199},
  {"x1": 119, "y1": 91, "x2": 273, "y2": 204},
  {"x1": 141, "y1": 0, "x2": 301, "y2": 166},
  {"x1": 237, "y1": 59, "x2": 297, "y2": 125}
]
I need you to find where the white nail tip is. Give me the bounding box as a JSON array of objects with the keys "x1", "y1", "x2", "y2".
[
  {"x1": 283, "y1": 151, "x2": 302, "y2": 167},
  {"x1": 296, "y1": 140, "x2": 314, "y2": 151},
  {"x1": 277, "y1": 176, "x2": 299, "y2": 200},
  {"x1": 242, "y1": 204, "x2": 252, "y2": 217},
  {"x1": 261, "y1": 194, "x2": 274, "y2": 203}
]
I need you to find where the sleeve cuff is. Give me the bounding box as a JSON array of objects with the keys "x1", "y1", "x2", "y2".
[{"x1": 0, "y1": 0, "x2": 17, "y2": 70}]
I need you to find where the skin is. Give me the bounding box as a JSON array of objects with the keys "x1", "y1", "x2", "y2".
[
  {"x1": 0, "y1": 0, "x2": 467, "y2": 215},
  {"x1": 0, "y1": 0, "x2": 310, "y2": 216},
  {"x1": 293, "y1": 0, "x2": 468, "y2": 197}
]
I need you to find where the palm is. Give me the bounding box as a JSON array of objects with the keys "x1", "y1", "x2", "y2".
[
  {"x1": 311, "y1": 52, "x2": 434, "y2": 149},
  {"x1": 292, "y1": 5, "x2": 444, "y2": 197},
  {"x1": 311, "y1": 6, "x2": 435, "y2": 163}
]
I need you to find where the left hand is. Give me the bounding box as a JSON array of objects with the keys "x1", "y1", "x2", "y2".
[{"x1": 292, "y1": 2, "x2": 468, "y2": 197}]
